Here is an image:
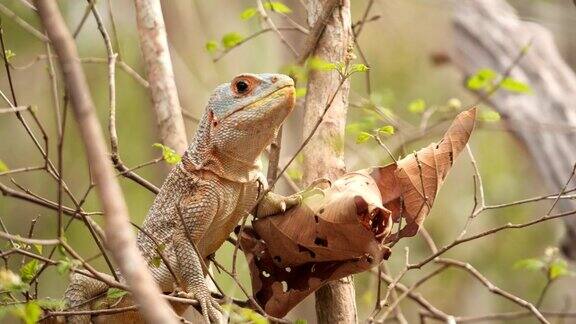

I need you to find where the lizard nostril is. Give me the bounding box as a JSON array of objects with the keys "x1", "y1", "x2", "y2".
[{"x1": 271, "y1": 76, "x2": 278, "y2": 84}]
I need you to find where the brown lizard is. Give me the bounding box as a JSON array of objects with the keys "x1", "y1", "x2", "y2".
[{"x1": 63, "y1": 73, "x2": 301, "y2": 323}]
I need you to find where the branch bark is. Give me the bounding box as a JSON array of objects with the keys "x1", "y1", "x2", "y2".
[
  {"x1": 451, "y1": 0, "x2": 576, "y2": 258},
  {"x1": 301, "y1": 0, "x2": 357, "y2": 323},
  {"x1": 134, "y1": 0, "x2": 188, "y2": 154},
  {"x1": 35, "y1": 1, "x2": 177, "y2": 323}
]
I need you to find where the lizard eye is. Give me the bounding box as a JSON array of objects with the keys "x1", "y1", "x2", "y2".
[
  {"x1": 235, "y1": 80, "x2": 249, "y2": 93},
  {"x1": 230, "y1": 75, "x2": 259, "y2": 96}
]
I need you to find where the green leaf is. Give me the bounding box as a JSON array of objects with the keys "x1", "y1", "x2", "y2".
[
  {"x1": 153, "y1": 143, "x2": 181, "y2": 164},
  {"x1": 549, "y1": 259, "x2": 569, "y2": 280},
  {"x1": 10, "y1": 302, "x2": 41, "y2": 324},
  {"x1": 0, "y1": 159, "x2": 8, "y2": 173},
  {"x1": 407, "y1": 99, "x2": 426, "y2": 114},
  {"x1": 280, "y1": 64, "x2": 307, "y2": 82},
  {"x1": 350, "y1": 63, "x2": 369, "y2": 73},
  {"x1": 239, "y1": 307, "x2": 268, "y2": 324},
  {"x1": 377, "y1": 125, "x2": 395, "y2": 136},
  {"x1": 57, "y1": 258, "x2": 72, "y2": 275},
  {"x1": 501, "y1": 77, "x2": 532, "y2": 94},
  {"x1": 36, "y1": 298, "x2": 66, "y2": 311},
  {"x1": 356, "y1": 131, "x2": 373, "y2": 144},
  {"x1": 307, "y1": 56, "x2": 336, "y2": 71},
  {"x1": 240, "y1": 7, "x2": 258, "y2": 20},
  {"x1": 107, "y1": 287, "x2": 128, "y2": 300},
  {"x1": 221, "y1": 32, "x2": 244, "y2": 49},
  {"x1": 205, "y1": 40, "x2": 219, "y2": 54},
  {"x1": 19, "y1": 259, "x2": 41, "y2": 283},
  {"x1": 295, "y1": 319, "x2": 308, "y2": 324},
  {"x1": 33, "y1": 244, "x2": 43, "y2": 255},
  {"x1": 478, "y1": 109, "x2": 501, "y2": 122},
  {"x1": 3, "y1": 50, "x2": 15, "y2": 62},
  {"x1": 295, "y1": 88, "x2": 307, "y2": 98},
  {"x1": 287, "y1": 168, "x2": 302, "y2": 182},
  {"x1": 264, "y1": 1, "x2": 292, "y2": 13},
  {"x1": 466, "y1": 68, "x2": 497, "y2": 90},
  {"x1": 514, "y1": 258, "x2": 545, "y2": 271}
]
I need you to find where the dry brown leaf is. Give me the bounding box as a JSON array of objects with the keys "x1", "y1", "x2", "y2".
[
  {"x1": 239, "y1": 108, "x2": 476, "y2": 317},
  {"x1": 373, "y1": 107, "x2": 476, "y2": 241}
]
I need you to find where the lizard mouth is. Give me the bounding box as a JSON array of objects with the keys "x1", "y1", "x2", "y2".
[{"x1": 221, "y1": 85, "x2": 295, "y2": 120}]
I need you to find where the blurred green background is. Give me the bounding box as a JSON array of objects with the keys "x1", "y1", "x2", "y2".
[{"x1": 1, "y1": 0, "x2": 575, "y2": 323}]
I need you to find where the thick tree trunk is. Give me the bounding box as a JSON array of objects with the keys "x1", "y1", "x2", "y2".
[
  {"x1": 302, "y1": 0, "x2": 357, "y2": 323},
  {"x1": 134, "y1": 0, "x2": 188, "y2": 154},
  {"x1": 451, "y1": 0, "x2": 576, "y2": 257}
]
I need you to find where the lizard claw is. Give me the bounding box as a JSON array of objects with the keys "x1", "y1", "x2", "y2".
[{"x1": 178, "y1": 291, "x2": 225, "y2": 324}]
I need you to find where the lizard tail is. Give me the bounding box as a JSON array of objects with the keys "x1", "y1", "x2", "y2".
[{"x1": 64, "y1": 273, "x2": 109, "y2": 324}]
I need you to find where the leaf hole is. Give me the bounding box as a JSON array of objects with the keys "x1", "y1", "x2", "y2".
[
  {"x1": 314, "y1": 237, "x2": 328, "y2": 247},
  {"x1": 281, "y1": 281, "x2": 288, "y2": 292},
  {"x1": 262, "y1": 270, "x2": 270, "y2": 278},
  {"x1": 285, "y1": 267, "x2": 291, "y2": 273}
]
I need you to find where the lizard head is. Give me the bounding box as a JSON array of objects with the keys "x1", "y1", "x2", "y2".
[{"x1": 186, "y1": 73, "x2": 296, "y2": 182}]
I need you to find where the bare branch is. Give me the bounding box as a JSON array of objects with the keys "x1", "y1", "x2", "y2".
[{"x1": 35, "y1": 1, "x2": 177, "y2": 322}]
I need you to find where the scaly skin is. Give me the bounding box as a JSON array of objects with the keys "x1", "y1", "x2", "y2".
[{"x1": 63, "y1": 73, "x2": 299, "y2": 323}]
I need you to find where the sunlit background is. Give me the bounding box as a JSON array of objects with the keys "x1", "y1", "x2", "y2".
[{"x1": 1, "y1": 0, "x2": 575, "y2": 323}]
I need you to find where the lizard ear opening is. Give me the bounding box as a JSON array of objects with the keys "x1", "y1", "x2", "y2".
[{"x1": 208, "y1": 109, "x2": 218, "y2": 128}]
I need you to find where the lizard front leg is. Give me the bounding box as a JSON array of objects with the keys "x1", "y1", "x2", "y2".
[
  {"x1": 256, "y1": 191, "x2": 302, "y2": 218},
  {"x1": 174, "y1": 187, "x2": 224, "y2": 324}
]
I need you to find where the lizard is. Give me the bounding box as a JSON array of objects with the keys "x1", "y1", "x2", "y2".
[{"x1": 63, "y1": 73, "x2": 301, "y2": 323}]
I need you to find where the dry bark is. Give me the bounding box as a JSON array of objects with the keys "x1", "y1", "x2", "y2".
[
  {"x1": 451, "y1": 0, "x2": 576, "y2": 258},
  {"x1": 134, "y1": 0, "x2": 188, "y2": 154},
  {"x1": 35, "y1": 1, "x2": 177, "y2": 323},
  {"x1": 301, "y1": 0, "x2": 356, "y2": 322}
]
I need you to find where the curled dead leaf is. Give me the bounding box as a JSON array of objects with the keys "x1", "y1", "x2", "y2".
[{"x1": 240, "y1": 108, "x2": 476, "y2": 317}]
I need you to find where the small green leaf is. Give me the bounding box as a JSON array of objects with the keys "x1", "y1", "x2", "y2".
[
  {"x1": 19, "y1": 259, "x2": 41, "y2": 283},
  {"x1": 264, "y1": 1, "x2": 292, "y2": 13},
  {"x1": 307, "y1": 57, "x2": 336, "y2": 71},
  {"x1": 295, "y1": 88, "x2": 307, "y2": 98},
  {"x1": 501, "y1": 77, "x2": 532, "y2": 94},
  {"x1": 0, "y1": 159, "x2": 9, "y2": 173},
  {"x1": 240, "y1": 7, "x2": 258, "y2": 20},
  {"x1": 549, "y1": 259, "x2": 569, "y2": 280},
  {"x1": 11, "y1": 302, "x2": 41, "y2": 324},
  {"x1": 36, "y1": 298, "x2": 66, "y2": 311},
  {"x1": 466, "y1": 68, "x2": 497, "y2": 90},
  {"x1": 56, "y1": 256, "x2": 80, "y2": 275},
  {"x1": 221, "y1": 32, "x2": 244, "y2": 49},
  {"x1": 356, "y1": 131, "x2": 373, "y2": 144},
  {"x1": 407, "y1": 99, "x2": 426, "y2": 114},
  {"x1": 287, "y1": 168, "x2": 302, "y2": 182},
  {"x1": 281, "y1": 64, "x2": 307, "y2": 82},
  {"x1": 107, "y1": 287, "x2": 128, "y2": 300},
  {"x1": 377, "y1": 125, "x2": 395, "y2": 136},
  {"x1": 24, "y1": 302, "x2": 41, "y2": 324},
  {"x1": 350, "y1": 63, "x2": 369, "y2": 73},
  {"x1": 478, "y1": 109, "x2": 501, "y2": 122},
  {"x1": 239, "y1": 307, "x2": 268, "y2": 324},
  {"x1": 33, "y1": 244, "x2": 43, "y2": 254},
  {"x1": 205, "y1": 40, "x2": 219, "y2": 54},
  {"x1": 3, "y1": 50, "x2": 15, "y2": 62},
  {"x1": 514, "y1": 258, "x2": 545, "y2": 271},
  {"x1": 295, "y1": 319, "x2": 308, "y2": 324},
  {"x1": 153, "y1": 143, "x2": 182, "y2": 164}
]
